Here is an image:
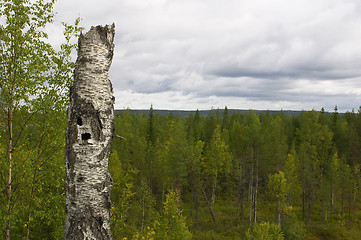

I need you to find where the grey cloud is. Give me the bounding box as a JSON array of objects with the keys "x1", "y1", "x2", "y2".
[
  {"x1": 53, "y1": 0, "x2": 361, "y2": 111},
  {"x1": 208, "y1": 66, "x2": 361, "y2": 80}
]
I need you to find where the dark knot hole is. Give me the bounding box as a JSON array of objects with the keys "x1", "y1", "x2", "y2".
[
  {"x1": 77, "y1": 117, "x2": 83, "y2": 126},
  {"x1": 81, "y1": 133, "x2": 91, "y2": 141}
]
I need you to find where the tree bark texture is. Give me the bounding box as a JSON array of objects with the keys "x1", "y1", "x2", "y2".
[{"x1": 64, "y1": 24, "x2": 115, "y2": 240}]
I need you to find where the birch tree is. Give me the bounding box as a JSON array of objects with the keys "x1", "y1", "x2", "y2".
[
  {"x1": 0, "y1": 0, "x2": 81, "y2": 238},
  {"x1": 268, "y1": 171, "x2": 288, "y2": 226},
  {"x1": 204, "y1": 125, "x2": 232, "y2": 206}
]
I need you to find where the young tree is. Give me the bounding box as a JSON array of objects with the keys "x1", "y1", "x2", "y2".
[
  {"x1": 202, "y1": 109, "x2": 217, "y2": 147},
  {"x1": 145, "y1": 105, "x2": 157, "y2": 194},
  {"x1": 283, "y1": 151, "x2": 301, "y2": 207},
  {"x1": 155, "y1": 189, "x2": 192, "y2": 240},
  {"x1": 262, "y1": 116, "x2": 288, "y2": 173},
  {"x1": 193, "y1": 109, "x2": 202, "y2": 141},
  {"x1": 187, "y1": 140, "x2": 204, "y2": 227},
  {"x1": 246, "y1": 222, "x2": 284, "y2": 240},
  {"x1": 204, "y1": 125, "x2": 232, "y2": 206},
  {"x1": 268, "y1": 171, "x2": 289, "y2": 226},
  {"x1": 328, "y1": 153, "x2": 340, "y2": 223},
  {"x1": 0, "y1": 0, "x2": 82, "y2": 238},
  {"x1": 156, "y1": 114, "x2": 189, "y2": 193}
]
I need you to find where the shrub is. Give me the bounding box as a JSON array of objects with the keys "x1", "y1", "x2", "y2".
[{"x1": 246, "y1": 222, "x2": 284, "y2": 240}]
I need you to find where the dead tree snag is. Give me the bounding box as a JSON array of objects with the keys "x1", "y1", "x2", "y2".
[{"x1": 64, "y1": 24, "x2": 115, "y2": 240}]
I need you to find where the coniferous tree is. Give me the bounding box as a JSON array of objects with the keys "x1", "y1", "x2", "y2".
[
  {"x1": 155, "y1": 190, "x2": 192, "y2": 240},
  {"x1": 243, "y1": 111, "x2": 262, "y2": 224}
]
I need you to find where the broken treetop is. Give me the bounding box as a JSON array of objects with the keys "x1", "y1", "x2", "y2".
[{"x1": 74, "y1": 24, "x2": 115, "y2": 110}]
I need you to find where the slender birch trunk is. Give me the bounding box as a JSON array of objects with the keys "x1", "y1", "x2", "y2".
[
  {"x1": 254, "y1": 148, "x2": 258, "y2": 223},
  {"x1": 330, "y1": 187, "x2": 334, "y2": 223},
  {"x1": 6, "y1": 106, "x2": 13, "y2": 240},
  {"x1": 201, "y1": 185, "x2": 216, "y2": 223},
  {"x1": 249, "y1": 156, "x2": 254, "y2": 226}
]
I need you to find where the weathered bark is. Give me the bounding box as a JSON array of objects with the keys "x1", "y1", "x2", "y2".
[{"x1": 64, "y1": 24, "x2": 115, "y2": 240}]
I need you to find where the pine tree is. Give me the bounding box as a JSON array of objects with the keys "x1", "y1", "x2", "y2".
[{"x1": 243, "y1": 111, "x2": 262, "y2": 224}]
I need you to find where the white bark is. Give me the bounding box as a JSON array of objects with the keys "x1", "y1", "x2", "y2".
[{"x1": 64, "y1": 24, "x2": 115, "y2": 240}]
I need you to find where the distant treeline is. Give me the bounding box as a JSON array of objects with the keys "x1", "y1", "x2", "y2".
[{"x1": 115, "y1": 108, "x2": 305, "y2": 117}]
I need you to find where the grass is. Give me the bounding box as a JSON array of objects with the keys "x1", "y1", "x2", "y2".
[{"x1": 181, "y1": 197, "x2": 361, "y2": 240}]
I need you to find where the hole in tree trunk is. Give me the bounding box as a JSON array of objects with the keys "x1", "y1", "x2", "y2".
[
  {"x1": 81, "y1": 133, "x2": 91, "y2": 140},
  {"x1": 77, "y1": 176, "x2": 85, "y2": 182},
  {"x1": 77, "y1": 117, "x2": 83, "y2": 126}
]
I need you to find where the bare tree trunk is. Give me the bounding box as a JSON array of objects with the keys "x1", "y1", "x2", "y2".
[
  {"x1": 210, "y1": 177, "x2": 217, "y2": 207},
  {"x1": 330, "y1": 187, "x2": 334, "y2": 223},
  {"x1": 6, "y1": 106, "x2": 13, "y2": 240},
  {"x1": 26, "y1": 120, "x2": 45, "y2": 240},
  {"x1": 277, "y1": 200, "x2": 281, "y2": 226},
  {"x1": 195, "y1": 188, "x2": 199, "y2": 227},
  {"x1": 302, "y1": 191, "x2": 305, "y2": 222},
  {"x1": 249, "y1": 158, "x2": 254, "y2": 226},
  {"x1": 348, "y1": 192, "x2": 351, "y2": 221},
  {"x1": 140, "y1": 195, "x2": 145, "y2": 235},
  {"x1": 341, "y1": 190, "x2": 344, "y2": 223},
  {"x1": 26, "y1": 167, "x2": 38, "y2": 240},
  {"x1": 353, "y1": 188, "x2": 357, "y2": 222},
  {"x1": 64, "y1": 24, "x2": 115, "y2": 240},
  {"x1": 254, "y1": 149, "x2": 258, "y2": 223},
  {"x1": 201, "y1": 185, "x2": 216, "y2": 223}
]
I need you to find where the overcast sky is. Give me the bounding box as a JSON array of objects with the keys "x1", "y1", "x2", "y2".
[{"x1": 51, "y1": 0, "x2": 361, "y2": 112}]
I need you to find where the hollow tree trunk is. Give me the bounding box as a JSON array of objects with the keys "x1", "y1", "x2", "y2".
[{"x1": 64, "y1": 24, "x2": 115, "y2": 240}]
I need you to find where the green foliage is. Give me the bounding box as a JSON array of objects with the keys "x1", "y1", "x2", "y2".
[
  {"x1": 246, "y1": 222, "x2": 284, "y2": 240},
  {"x1": 156, "y1": 115, "x2": 189, "y2": 190},
  {"x1": 268, "y1": 171, "x2": 288, "y2": 202},
  {"x1": 109, "y1": 150, "x2": 137, "y2": 238},
  {"x1": 0, "y1": 0, "x2": 82, "y2": 238},
  {"x1": 0, "y1": 0, "x2": 83, "y2": 112},
  {"x1": 205, "y1": 125, "x2": 232, "y2": 177},
  {"x1": 268, "y1": 171, "x2": 289, "y2": 225},
  {"x1": 0, "y1": 103, "x2": 361, "y2": 239},
  {"x1": 154, "y1": 189, "x2": 192, "y2": 240},
  {"x1": 109, "y1": 108, "x2": 361, "y2": 239},
  {"x1": 284, "y1": 151, "x2": 302, "y2": 206},
  {"x1": 281, "y1": 215, "x2": 305, "y2": 240}
]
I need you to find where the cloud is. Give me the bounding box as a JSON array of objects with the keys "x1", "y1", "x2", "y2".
[{"x1": 52, "y1": 0, "x2": 361, "y2": 112}]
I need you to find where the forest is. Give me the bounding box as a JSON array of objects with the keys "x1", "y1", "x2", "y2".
[{"x1": 108, "y1": 106, "x2": 361, "y2": 240}]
